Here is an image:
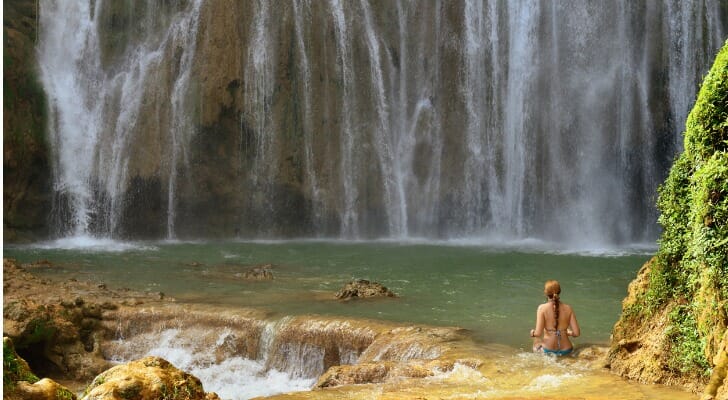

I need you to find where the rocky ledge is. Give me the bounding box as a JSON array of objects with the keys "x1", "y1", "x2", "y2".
[{"x1": 2, "y1": 258, "x2": 171, "y2": 383}]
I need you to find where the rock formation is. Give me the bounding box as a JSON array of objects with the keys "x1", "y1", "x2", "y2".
[
  {"x1": 2, "y1": 258, "x2": 171, "y2": 384},
  {"x1": 4, "y1": 336, "x2": 77, "y2": 400},
  {"x1": 3, "y1": 0, "x2": 52, "y2": 242},
  {"x1": 609, "y1": 41, "x2": 728, "y2": 396},
  {"x1": 335, "y1": 279, "x2": 397, "y2": 300},
  {"x1": 80, "y1": 356, "x2": 219, "y2": 400}
]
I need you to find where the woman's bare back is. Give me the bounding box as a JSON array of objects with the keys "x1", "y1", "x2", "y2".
[{"x1": 536, "y1": 301, "x2": 579, "y2": 351}]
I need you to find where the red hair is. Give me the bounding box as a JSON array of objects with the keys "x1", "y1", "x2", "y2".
[{"x1": 544, "y1": 280, "x2": 561, "y2": 329}]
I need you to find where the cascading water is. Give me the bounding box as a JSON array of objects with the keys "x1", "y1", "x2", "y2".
[
  {"x1": 38, "y1": 0, "x2": 204, "y2": 239},
  {"x1": 329, "y1": 0, "x2": 360, "y2": 238},
  {"x1": 37, "y1": 0, "x2": 727, "y2": 249}
]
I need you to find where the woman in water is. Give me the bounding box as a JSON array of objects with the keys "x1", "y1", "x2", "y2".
[{"x1": 529, "y1": 280, "x2": 580, "y2": 356}]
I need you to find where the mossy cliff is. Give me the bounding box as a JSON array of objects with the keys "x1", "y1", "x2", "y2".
[
  {"x1": 609, "y1": 41, "x2": 728, "y2": 397},
  {"x1": 3, "y1": 0, "x2": 52, "y2": 242}
]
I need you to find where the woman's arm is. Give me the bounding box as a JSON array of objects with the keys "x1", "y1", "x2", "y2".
[
  {"x1": 568, "y1": 309, "x2": 580, "y2": 337},
  {"x1": 530, "y1": 305, "x2": 545, "y2": 337}
]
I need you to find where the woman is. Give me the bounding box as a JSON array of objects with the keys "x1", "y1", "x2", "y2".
[{"x1": 529, "y1": 280, "x2": 580, "y2": 356}]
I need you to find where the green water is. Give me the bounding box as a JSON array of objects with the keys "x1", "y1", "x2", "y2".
[{"x1": 4, "y1": 240, "x2": 649, "y2": 349}]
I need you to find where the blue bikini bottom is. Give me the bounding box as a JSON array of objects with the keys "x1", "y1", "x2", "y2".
[{"x1": 542, "y1": 347, "x2": 573, "y2": 356}]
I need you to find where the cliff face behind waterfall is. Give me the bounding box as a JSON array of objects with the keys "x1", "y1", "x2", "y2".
[
  {"x1": 3, "y1": 1, "x2": 52, "y2": 242},
  {"x1": 4, "y1": 1, "x2": 728, "y2": 244}
]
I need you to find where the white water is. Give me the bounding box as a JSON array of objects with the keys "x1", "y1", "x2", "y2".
[
  {"x1": 38, "y1": 0, "x2": 204, "y2": 238},
  {"x1": 329, "y1": 0, "x2": 360, "y2": 238},
  {"x1": 293, "y1": 0, "x2": 323, "y2": 234},
  {"x1": 37, "y1": 0, "x2": 727, "y2": 250},
  {"x1": 113, "y1": 328, "x2": 315, "y2": 400}
]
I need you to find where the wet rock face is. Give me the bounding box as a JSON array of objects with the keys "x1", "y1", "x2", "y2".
[
  {"x1": 3, "y1": 0, "x2": 52, "y2": 243},
  {"x1": 81, "y1": 356, "x2": 219, "y2": 400},
  {"x1": 335, "y1": 279, "x2": 397, "y2": 300}
]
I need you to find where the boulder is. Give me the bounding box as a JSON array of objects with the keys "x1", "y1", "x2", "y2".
[
  {"x1": 14, "y1": 379, "x2": 77, "y2": 400},
  {"x1": 80, "y1": 356, "x2": 219, "y2": 400},
  {"x1": 335, "y1": 279, "x2": 397, "y2": 300}
]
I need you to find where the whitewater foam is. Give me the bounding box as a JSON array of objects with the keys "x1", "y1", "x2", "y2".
[
  {"x1": 115, "y1": 328, "x2": 315, "y2": 400},
  {"x1": 29, "y1": 235, "x2": 159, "y2": 252}
]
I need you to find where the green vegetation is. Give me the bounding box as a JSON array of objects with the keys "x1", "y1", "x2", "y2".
[
  {"x1": 3, "y1": 338, "x2": 39, "y2": 390},
  {"x1": 56, "y1": 387, "x2": 76, "y2": 400},
  {"x1": 638, "y1": 40, "x2": 728, "y2": 376}
]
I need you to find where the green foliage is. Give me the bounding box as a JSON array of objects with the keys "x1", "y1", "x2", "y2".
[
  {"x1": 26, "y1": 318, "x2": 57, "y2": 344},
  {"x1": 3, "y1": 339, "x2": 39, "y2": 390},
  {"x1": 643, "y1": 256, "x2": 675, "y2": 313},
  {"x1": 119, "y1": 382, "x2": 142, "y2": 399},
  {"x1": 684, "y1": 43, "x2": 728, "y2": 161},
  {"x1": 657, "y1": 156, "x2": 693, "y2": 263},
  {"x1": 635, "y1": 40, "x2": 728, "y2": 377},
  {"x1": 666, "y1": 305, "x2": 710, "y2": 375},
  {"x1": 56, "y1": 387, "x2": 76, "y2": 400}
]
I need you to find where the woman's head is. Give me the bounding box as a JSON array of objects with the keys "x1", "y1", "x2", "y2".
[{"x1": 544, "y1": 280, "x2": 561, "y2": 299}]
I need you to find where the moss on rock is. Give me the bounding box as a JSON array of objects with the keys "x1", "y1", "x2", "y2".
[
  {"x1": 610, "y1": 40, "x2": 728, "y2": 394},
  {"x1": 4, "y1": 336, "x2": 39, "y2": 388}
]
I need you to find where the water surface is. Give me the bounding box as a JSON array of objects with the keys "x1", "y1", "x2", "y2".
[{"x1": 5, "y1": 239, "x2": 649, "y2": 348}]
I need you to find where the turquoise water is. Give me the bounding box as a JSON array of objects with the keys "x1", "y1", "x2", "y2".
[{"x1": 4, "y1": 239, "x2": 650, "y2": 349}]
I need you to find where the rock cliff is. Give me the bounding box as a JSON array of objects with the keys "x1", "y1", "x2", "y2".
[{"x1": 3, "y1": 0, "x2": 52, "y2": 242}]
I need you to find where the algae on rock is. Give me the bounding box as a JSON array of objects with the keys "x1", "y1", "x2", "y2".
[{"x1": 610, "y1": 40, "x2": 728, "y2": 395}]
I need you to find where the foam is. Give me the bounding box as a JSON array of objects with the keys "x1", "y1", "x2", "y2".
[
  {"x1": 30, "y1": 235, "x2": 158, "y2": 252},
  {"x1": 119, "y1": 328, "x2": 315, "y2": 400}
]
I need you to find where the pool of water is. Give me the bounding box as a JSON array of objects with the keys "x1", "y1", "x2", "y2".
[{"x1": 4, "y1": 239, "x2": 650, "y2": 349}]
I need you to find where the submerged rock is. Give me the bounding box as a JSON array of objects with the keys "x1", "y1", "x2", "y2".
[
  {"x1": 335, "y1": 279, "x2": 397, "y2": 300},
  {"x1": 81, "y1": 356, "x2": 219, "y2": 400},
  {"x1": 239, "y1": 264, "x2": 274, "y2": 280}
]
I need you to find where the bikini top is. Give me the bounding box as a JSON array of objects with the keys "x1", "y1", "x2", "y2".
[{"x1": 545, "y1": 328, "x2": 564, "y2": 348}]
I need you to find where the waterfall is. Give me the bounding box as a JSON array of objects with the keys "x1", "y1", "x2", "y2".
[
  {"x1": 38, "y1": 1, "x2": 103, "y2": 236},
  {"x1": 37, "y1": 0, "x2": 727, "y2": 249},
  {"x1": 329, "y1": 0, "x2": 360, "y2": 238},
  {"x1": 292, "y1": 0, "x2": 323, "y2": 234},
  {"x1": 38, "y1": 0, "x2": 204, "y2": 239}
]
